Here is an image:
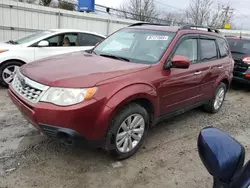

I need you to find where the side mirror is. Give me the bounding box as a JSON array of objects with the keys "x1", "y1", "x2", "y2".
[
  {"x1": 171, "y1": 55, "x2": 190, "y2": 69},
  {"x1": 198, "y1": 127, "x2": 245, "y2": 184},
  {"x1": 38, "y1": 40, "x2": 49, "y2": 47}
]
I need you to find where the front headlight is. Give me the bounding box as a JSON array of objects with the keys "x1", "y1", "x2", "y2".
[{"x1": 40, "y1": 87, "x2": 97, "y2": 106}]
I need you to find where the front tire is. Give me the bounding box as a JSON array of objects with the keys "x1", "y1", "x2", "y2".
[
  {"x1": 204, "y1": 82, "x2": 227, "y2": 113},
  {"x1": 103, "y1": 103, "x2": 149, "y2": 160},
  {"x1": 0, "y1": 61, "x2": 23, "y2": 88}
]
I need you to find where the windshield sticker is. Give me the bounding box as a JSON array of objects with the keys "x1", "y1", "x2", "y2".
[{"x1": 146, "y1": 36, "x2": 169, "y2": 40}]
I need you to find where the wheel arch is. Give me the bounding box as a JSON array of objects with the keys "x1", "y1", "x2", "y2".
[
  {"x1": 1, "y1": 59, "x2": 26, "y2": 66},
  {"x1": 220, "y1": 78, "x2": 230, "y2": 90},
  {"x1": 105, "y1": 83, "x2": 159, "y2": 127}
]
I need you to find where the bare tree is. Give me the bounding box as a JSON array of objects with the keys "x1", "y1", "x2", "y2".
[
  {"x1": 185, "y1": 0, "x2": 234, "y2": 28},
  {"x1": 119, "y1": 0, "x2": 159, "y2": 22},
  {"x1": 185, "y1": 0, "x2": 212, "y2": 25},
  {"x1": 58, "y1": 0, "x2": 75, "y2": 11},
  {"x1": 161, "y1": 12, "x2": 186, "y2": 25},
  {"x1": 39, "y1": 0, "x2": 52, "y2": 6}
]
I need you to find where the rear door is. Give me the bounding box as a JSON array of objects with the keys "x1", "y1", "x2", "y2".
[{"x1": 198, "y1": 36, "x2": 225, "y2": 100}]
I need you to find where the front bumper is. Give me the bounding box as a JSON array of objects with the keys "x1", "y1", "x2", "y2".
[
  {"x1": 39, "y1": 124, "x2": 103, "y2": 148},
  {"x1": 8, "y1": 88, "x2": 113, "y2": 146}
]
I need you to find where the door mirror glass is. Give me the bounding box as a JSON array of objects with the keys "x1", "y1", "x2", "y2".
[
  {"x1": 198, "y1": 127, "x2": 245, "y2": 183},
  {"x1": 171, "y1": 55, "x2": 190, "y2": 69},
  {"x1": 38, "y1": 40, "x2": 49, "y2": 47}
]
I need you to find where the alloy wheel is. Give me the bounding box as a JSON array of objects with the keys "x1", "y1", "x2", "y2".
[
  {"x1": 214, "y1": 88, "x2": 225, "y2": 110},
  {"x1": 116, "y1": 114, "x2": 145, "y2": 153},
  {"x1": 2, "y1": 65, "x2": 19, "y2": 84}
]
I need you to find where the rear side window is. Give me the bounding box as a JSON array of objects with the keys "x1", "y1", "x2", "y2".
[
  {"x1": 217, "y1": 38, "x2": 229, "y2": 58},
  {"x1": 200, "y1": 39, "x2": 218, "y2": 61},
  {"x1": 77, "y1": 33, "x2": 104, "y2": 46}
]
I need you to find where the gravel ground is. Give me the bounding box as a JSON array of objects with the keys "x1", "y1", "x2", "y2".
[{"x1": 0, "y1": 84, "x2": 250, "y2": 188}]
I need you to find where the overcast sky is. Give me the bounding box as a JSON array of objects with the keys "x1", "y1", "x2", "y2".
[{"x1": 95, "y1": 0, "x2": 250, "y2": 29}]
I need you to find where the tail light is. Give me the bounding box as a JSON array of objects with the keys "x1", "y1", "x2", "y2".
[
  {"x1": 242, "y1": 57, "x2": 250, "y2": 64},
  {"x1": 245, "y1": 74, "x2": 250, "y2": 78}
]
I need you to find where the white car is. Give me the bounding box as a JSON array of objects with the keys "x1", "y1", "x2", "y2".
[{"x1": 0, "y1": 29, "x2": 106, "y2": 87}]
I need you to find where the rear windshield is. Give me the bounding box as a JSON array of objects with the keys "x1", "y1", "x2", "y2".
[
  {"x1": 94, "y1": 28, "x2": 176, "y2": 64},
  {"x1": 227, "y1": 38, "x2": 250, "y2": 54}
]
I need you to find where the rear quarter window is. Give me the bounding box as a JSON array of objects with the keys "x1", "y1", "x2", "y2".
[{"x1": 217, "y1": 38, "x2": 229, "y2": 58}]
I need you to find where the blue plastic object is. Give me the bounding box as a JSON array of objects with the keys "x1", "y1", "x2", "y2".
[
  {"x1": 78, "y1": 0, "x2": 95, "y2": 12},
  {"x1": 230, "y1": 161, "x2": 250, "y2": 188},
  {"x1": 198, "y1": 126, "x2": 245, "y2": 183}
]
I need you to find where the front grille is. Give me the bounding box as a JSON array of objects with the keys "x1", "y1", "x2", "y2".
[{"x1": 12, "y1": 70, "x2": 49, "y2": 103}]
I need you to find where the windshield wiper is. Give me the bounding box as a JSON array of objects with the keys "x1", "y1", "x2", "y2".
[
  {"x1": 99, "y1": 54, "x2": 130, "y2": 62},
  {"x1": 85, "y1": 49, "x2": 97, "y2": 55},
  {"x1": 231, "y1": 50, "x2": 245, "y2": 54},
  {"x1": 6, "y1": 40, "x2": 18, "y2": 45}
]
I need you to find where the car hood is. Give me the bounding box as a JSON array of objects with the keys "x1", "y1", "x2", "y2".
[
  {"x1": 21, "y1": 52, "x2": 151, "y2": 88},
  {"x1": 0, "y1": 42, "x2": 23, "y2": 49}
]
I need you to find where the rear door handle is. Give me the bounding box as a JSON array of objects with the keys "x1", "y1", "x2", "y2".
[
  {"x1": 218, "y1": 66, "x2": 224, "y2": 69},
  {"x1": 194, "y1": 71, "x2": 202, "y2": 75}
]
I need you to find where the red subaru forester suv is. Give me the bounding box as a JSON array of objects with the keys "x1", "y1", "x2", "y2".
[{"x1": 8, "y1": 23, "x2": 234, "y2": 159}]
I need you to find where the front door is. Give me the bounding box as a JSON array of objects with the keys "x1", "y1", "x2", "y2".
[
  {"x1": 34, "y1": 33, "x2": 91, "y2": 61},
  {"x1": 159, "y1": 37, "x2": 203, "y2": 115}
]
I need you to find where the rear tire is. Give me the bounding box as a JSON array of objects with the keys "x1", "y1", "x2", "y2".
[
  {"x1": 0, "y1": 61, "x2": 23, "y2": 88},
  {"x1": 204, "y1": 83, "x2": 227, "y2": 113},
  {"x1": 103, "y1": 103, "x2": 149, "y2": 160}
]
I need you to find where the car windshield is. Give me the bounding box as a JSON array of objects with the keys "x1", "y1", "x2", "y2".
[
  {"x1": 93, "y1": 29, "x2": 176, "y2": 64},
  {"x1": 8, "y1": 30, "x2": 55, "y2": 44},
  {"x1": 227, "y1": 38, "x2": 250, "y2": 54}
]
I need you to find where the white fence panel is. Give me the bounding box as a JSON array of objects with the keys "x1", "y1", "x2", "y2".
[
  {"x1": 0, "y1": 0, "x2": 136, "y2": 41},
  {"x1": 1, "y1": 0, "x2": 249, "y2": 42}
]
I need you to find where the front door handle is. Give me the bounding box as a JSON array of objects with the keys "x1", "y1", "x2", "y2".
[
  {"x1": 194, "y1": 71, "x2": 202, "y2": 75},
  {"x1": 218, "y1": 66, "x2": 224, "y2": 69}
]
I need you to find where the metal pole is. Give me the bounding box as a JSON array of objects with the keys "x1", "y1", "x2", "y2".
[
  {"x1": 106, "y1": 18, "x2": 110, "y2": 36},
  {"x1": 58, "y1": 12, "x2": 61, "y2": 29}
]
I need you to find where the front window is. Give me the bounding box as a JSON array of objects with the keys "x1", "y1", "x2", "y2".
[
  {"x1": 7, "y1": 30, "x2": 55, "y2": 45},
  {"x1": 93, "y1": 29, "x2": 176, "y2": 64}
]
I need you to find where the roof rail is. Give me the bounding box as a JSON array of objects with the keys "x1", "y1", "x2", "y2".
[
  {"x1": 128, "y1": 22, "x2": 170, "y2": 27},
  {"x1": 179, "y1": 25, "x2": 220, "y2": 34}
]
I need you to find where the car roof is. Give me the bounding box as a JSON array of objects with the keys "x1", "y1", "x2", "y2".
[
  {"x1": 48, "y1": 29, "x2": 106, "y2": 38},
  {"x1": 129, "y1": 25, "x2": 180, "y2": 32},
  {"x1": 128, "y1": 24, "x2": 223, "y2": 37}
]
